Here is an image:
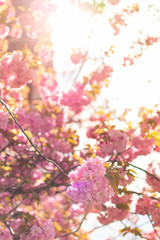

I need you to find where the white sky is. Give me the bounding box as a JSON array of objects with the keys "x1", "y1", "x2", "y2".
[
  {"x1": 52, "y1": 0, "x2": 160, "y2": 124},
  {"x1": 51, "y1": 0, "x2": 160, "y2": 239}
]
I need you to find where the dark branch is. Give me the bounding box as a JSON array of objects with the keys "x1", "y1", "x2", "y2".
[{"x1": 0, "y1": 97, "x2": 68, "y2": 177}]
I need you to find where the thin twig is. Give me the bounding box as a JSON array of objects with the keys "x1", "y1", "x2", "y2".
[
  {"x1": 56, "y1": 200, "x2": 90, "y2": 238},
  {"x1": 72, "y1": 57, "x2": 87, "y2": 82},
  {"x1": 121, "y1": 189, "x2": 160, "y2": 202},
  {"x1": 0, "y1": 97, "x2": 68, "y2": 177},
  {"x1": 129, "y1": 163, "x2": 160, "y2": 182},
  {"x1": 147, "y1": 213, "x2": 160, "y2": 239},
  {"x1": 119, "y1": 153, "x2": 160, "y2": 182}
]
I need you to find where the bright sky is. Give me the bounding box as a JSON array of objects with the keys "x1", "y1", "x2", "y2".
[
  {"x1": 51, "y1": 0, "x2": 160, "y2": 239},
  {"x1": 52, "y1": 0, "x2": 160, "y2": 123}
]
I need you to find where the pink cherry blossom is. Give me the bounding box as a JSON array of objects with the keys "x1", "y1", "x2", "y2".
[
  {"x1": 89, "y1": 65, "x2": 113, "y2": 85},
  {"x1": 0, "y1": 110, "x2": 9, "y2": 130},
  {"x1": 60, "y1": 82, "x2": 92, "y2": 114},
  {"x1": 70, "y1": 50, "x2": 87, "y2": 64},
  {"x1": 97, "y1": 129, "x2": 128, "y2": 156},
  {"x1": 0, "y1": 133, "x2": 9, "y2": 150},
  {"x1": 0, "y1": 229, "x2": 12, "y2": 240},
  {"x1": 20, "y1": 220, "x2": 55, "y2": 240},
  {"x1": 146, "y1": 163, "x2": 160, "y2": 193},
  {"x1": 67, "y1": 157, "x2": 114, "y2": 205},
  {"x1": 0, "y1": 51, "x2": 35, "y2": 89},
  {"x1": 38, "y1": 72, "x2": 59, "y2": 104},
  {"x1": 131, "y1": 135, "x2": 155, "y2": 156}
]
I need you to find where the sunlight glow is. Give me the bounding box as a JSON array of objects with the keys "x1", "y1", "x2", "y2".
[
  {"x1": 52, "y1": 0, "x2": 160, "y2": 123},
  {"x1": 52, "y1": 1, "x2": 93, "y2": 59}
]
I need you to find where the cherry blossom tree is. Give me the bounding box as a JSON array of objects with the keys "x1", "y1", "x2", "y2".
[{"x1": 0, "y1": 0, "x2": 160, "y2": 239}]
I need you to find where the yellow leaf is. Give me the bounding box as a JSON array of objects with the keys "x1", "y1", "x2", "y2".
[
  {"x1": 86, "y1": 90, "x2": 95, "y2": 100},
  {"x1": 54, "y1": 222, "x2": 62, "y2": 231},
  {"x1": 156, "y1": 203, "x2": 160, "y2": 208},
  {"x1": 34, "y1": 104, "x2": 42, "y2": 112},
  {"x1": 2, "y1": 166, "x2": 12, "y2": 171},
  {"x1": 45, "y1": 173, "x2": 51, "y2": 179},
  {"x1": 147, "y1": 131, "x2": 160, "y2": 147},
  {"x1": 92, "y1": 84, "x2": 100, "y2": 94},
  {"x1": 104, "y1": 78, "x2": 110, "y2": 87},
  {"x1": 148, "y1": 131, "x2": 160, "y2": 141},
  {"x1": 24, "y1": 130, "x2": 33, "y2": 139},
  {"x1": 39, "y1": 137, "x2": 46, "y2": 142}
]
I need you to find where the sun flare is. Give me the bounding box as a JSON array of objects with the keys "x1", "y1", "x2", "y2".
[{"x1": 52, "y1": 1, "x2": 93, "y2": 56}]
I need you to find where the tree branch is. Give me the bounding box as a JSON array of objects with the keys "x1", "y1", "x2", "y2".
[
  {"x1": 0, "y1": 97, "x2": 68, "y2": 177},
  {"x1": 56, "y1": 200, "x2": 90, "y2": 238},
  {"x1": 129, "y1": 163, "x2": 160, "y2": 182},
  {"x1": 119, "y1": 153, "x2": 160, "y2": 182}
]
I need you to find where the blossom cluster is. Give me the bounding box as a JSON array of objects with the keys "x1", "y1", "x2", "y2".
[
  {"x1": 0, "y1": 110, "x2": 9, "y2": 130},
  {"x1": 89, "y1": 65, "x2": 113, "y2": 85},
  {"x1": 38, "y1": 72, "x2": 59, "y2": 104},
  {"x1": 0, "y1": 51, "x2": 35, "y2": 89},
  {"x1": 146, "y1": 163, "x2": 160, "y2": 193},
  {"x1": 98, "y1": 194, "x2": 131, "y2": 224},
  {"x1": 67, "y1": 156, "x2": 114, "y2": 205},
  {"x1": 97, "y1": 129, "x2": 128, "y2": 157},
  {"x1": 20, "y1": 220, "x2": 55, "y2": 240},
  {"x1": 70, "y1": 50, "x2": 87, "y2": 64},
  {"x1": 60, "y1": 82, "x2": 92, "y2": 114},
  {"x1": 136, "y1": 195, "x2": 160, "y2": 227}
]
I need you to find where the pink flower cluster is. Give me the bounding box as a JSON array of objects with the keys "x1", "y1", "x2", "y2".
[
  {"x1": 67, "y1": 156, "x2": 114, "y2": 204},
  {"x1": 108, "y1": 0, "x2": 120, "y2": 6},
  {"x1": 20, "y1": 220, "x2": 55, "y2": 240},
  {"x1": 109, "y1": 13, "x2": 127, "y2": 35},
  {"x1": 0, "y1": 110, "x2": 9, "y2": 130},
  {"x1": 70, "y1": 50, "x2": 87, "y2": 64},
  {"x1": 39, "y1": 72, "x2": 59, "y2": 104},
  {"x1": 60, "y1": 82, "x2": 92, "y2": 114},
  {"x1": 145, "y1": 36, "x2": 159, "y2": 46},
  {"x1": 0, "y1": 51, "x2": 36, "y2": 89},
  {"x1": 98, "y1": 194, "x2": 131, "y2": 224},
  {"x1": 67, "y1": 181, "x2": 92, "y2": 202},
  {"x1": 146, "y1": 163, "x2": 160, "y2": 193},
  {"x1": 136, "y1": 195, "x2": 160, "y2": 227},
  {"x1": 16, "y1": 108, "x2": 56, "y2": 135},
  {"x1": 131, "y1": 135, "x2": 155, "y2": 156},
  {"x1": 89, "y1": 65, "x2": 113, "y2": 85},
  {"x1": 97, "y1": 129, "x2": 128, "y2": 156},
  {"x1": 98, "y1": 206, "x2": 129, "y2": 225},
  {"x1": 0, "y1": 133, "x2": 9, "y2": 150},
  {"x1": 0, "y1": 229, "x2": 12, "y2": 240},
  {"x1": 143, "y1": 230, "x2": 160, "y2": 240},
  {"x1": 37, "y1": 46, "x2": 54, "y2": 62}
]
